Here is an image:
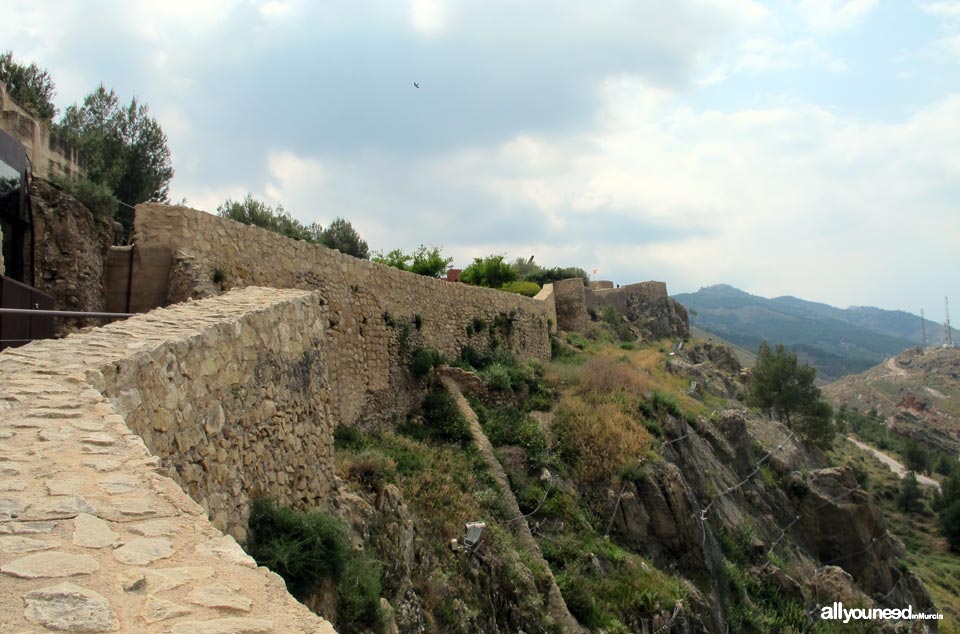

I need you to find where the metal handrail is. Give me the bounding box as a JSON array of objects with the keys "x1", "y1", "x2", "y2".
[{"x1": 0, "y1": 308, "x2": 134, "y2": 319}]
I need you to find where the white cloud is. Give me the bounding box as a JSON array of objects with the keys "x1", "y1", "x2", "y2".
[
  {"x1": 794, "y1": 0, "x2": 878, "y2": 33},
  {"x1": 263, "y1": 151, "x2": 327, "y2": 212},
  {"x1": 919, "y1": 1, "x2": 960, "y2": 20},
  {"x1": 409, "y1": 0, "x2": 448, "y2": 35},
  {"x1": 733, "y1": 37, "x2": 849, "y2": 73}
]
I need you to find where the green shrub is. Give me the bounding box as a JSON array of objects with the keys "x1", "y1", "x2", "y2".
[
  {"x1": 618, "y1": 463, "x2": 648, "y2": 484},
  {"x1": 461, "y1": 254, "x2": 517, "y2": 287},
  {"x1": 334, "y1": 425, "x2": 365, "y2": 451},
  {"x1": 422, "y1": 386, "x2": 471, "y2": 443},
  {"x1": 551, "y1": 335, "x2": 580, "y2": 362},
  {"x1": 459, "y1": 344, "x2": 491, "y2": 370},
  {"x1": 523, "y1": 266, "x2": 590, "y2": 286},
  {"x1": 246, "y1": 499, "x2": 350, "y2": 599},
  {"x1": 600, "y1": 306, "x2": 634, "y2": 342},
  {"x1": 643, "y1": 418, "x2": 663, "y2": 438},
  {"x1": 342, "y1": 449, "x2": 396, "y2": 490},
  {"x1": 336, "y1": 556, "x2": 385, "y2": 633},
  {"x1": 482, "y1": 363, "x2": 513, "y2": 391},
  {"x1": 648, "y1": 390, "x2": 683, "y2": 419},
  {"x1": 566, "y1": 333, "x2": 589, "y2": 350},
  {"x1": 500, "y1": 281, "x2": 541, "y2": 297},
  {"x1": 51, "y1": 175, "x2": 118, "y2": 217},
  {"x1": 245, "y1": 499, "x2": 385, "y2": 633},
  {"x1": 409, "y1": 346, "x2": 444, "y2": 378},
  {"x1": 478, "y1": 405, "x2": 548, "y2": 469}
]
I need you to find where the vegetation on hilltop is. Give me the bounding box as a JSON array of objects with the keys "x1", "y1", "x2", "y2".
[
  {"x1": 218, "y1": 194, "x2": 323, "y2": 243},
  {"x1": 217, "y1": 194, "x2": 369, "y2": 257},
  {"x1": 0, "y1": 51, "x2": 57, "y2": 121},
  {"x1": 372, "y1": 245, "x2": 452, "y2": 277}
]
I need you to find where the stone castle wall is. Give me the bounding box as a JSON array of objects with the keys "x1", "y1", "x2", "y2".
[
  {"x1": 553, "y1": 278, "x2": 590, "y2": 332},
  {"x1": 0, "y1": 287, "x2": 335, "y2": 633},
  {"x1": 123, "y1": 204, "x2": 553, "y2": 430},
  {"x1": 0, "y1": 82, "x2": 84, "y2": 180},
  {"x1": 585, "y1": 280, "x2": 668, "y2": 315}
]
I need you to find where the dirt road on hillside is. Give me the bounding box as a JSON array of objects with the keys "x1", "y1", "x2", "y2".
[
  {"x1": 847, "y1": 437, "x2": 940, "y2": 491},
  {"x1": 885, "y1": 356, "x2": 909, "y2": 377}
]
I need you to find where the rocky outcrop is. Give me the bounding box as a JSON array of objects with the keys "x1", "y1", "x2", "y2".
[
  {"x1": 797, "y1": 467, "x2": 934, "y2": 611},
  {"x1": 627, "y1": 295, "x2": 690, "y2": 340},
  {"x1": 28, "y1": 178, "x2": 116, "y2": 335}
]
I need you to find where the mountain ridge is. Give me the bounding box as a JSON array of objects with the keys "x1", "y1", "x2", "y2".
[{"x1": 673, "y1": 284, "x2": 958, "y2": 382}]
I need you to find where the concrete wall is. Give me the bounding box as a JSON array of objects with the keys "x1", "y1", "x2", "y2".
[
  {"x1": 122, "y1": 205, "x2": 553, "y2": 432},
  {"x1": 0, "y1": 287, "x2": 335, "y2": 633},
  {"x1": 0, "y1": 82, "x2": 83, "y2": 179}
]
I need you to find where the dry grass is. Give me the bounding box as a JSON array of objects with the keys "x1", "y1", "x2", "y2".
[
  {"x1": 576, "y1": 355, "x2": 656, "y2": 397},
  {"x1": 552, "y1": 394, "x2": 653, "y2": 485}
]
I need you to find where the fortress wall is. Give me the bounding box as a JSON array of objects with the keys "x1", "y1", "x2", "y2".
[
  {"x1": 0, "y1": 82, "x2": 84, "y2": 179},
  {"x1": 91, "y1": 288, "x2": 335, "y2": 540},
  {"x1": 586, "y1": 280, "x2": 668, "y2": 314},
  {"x1": 128, "y1": 204, "x2": 552, "y2": 429},
  {"x1": 0, "y1": 287, "x2": 335, "y2": 633},
  {"x1": 553, "y1": 278, "x2": 590, "y2": 332}
]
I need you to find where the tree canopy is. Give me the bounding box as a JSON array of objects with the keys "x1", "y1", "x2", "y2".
[
  {"x1": 0, "y1": 51, "x2": 57, "y2": 122},
  {"x1": 217, "y1": 194, "x2": 322, "y2": 243},
  {"x1": 460, "y1": 254, "x2": 517, "y2": 288},
  {"x1": 56, "y1": 85, "x2": 173, "y2": 205},
  {"x1": 319, "y1": 217, "x2": 369, "y2": 259},
  {"x1": 747, "y1": 341, "x2": 835, "y2": 449}
]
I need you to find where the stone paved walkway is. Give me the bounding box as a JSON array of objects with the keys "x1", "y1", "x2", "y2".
[{"x1": 0, "y1": 288, "x2": 335, "y2": 633}]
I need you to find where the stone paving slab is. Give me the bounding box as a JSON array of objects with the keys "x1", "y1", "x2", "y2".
[{"x1": 0, "y1": 288, "x2": 335, "y2": 633}]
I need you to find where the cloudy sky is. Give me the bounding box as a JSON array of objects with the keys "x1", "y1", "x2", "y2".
[{"x1": 3, "y1": 1, "x2": 958, "y2": 315}]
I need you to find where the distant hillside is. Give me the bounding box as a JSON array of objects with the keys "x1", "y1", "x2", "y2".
[
  {"x1": 824, "y1": 347, "x2": 960, "y2": 456},
  {"x1": 672, "y1": 284, "x2": 958, "y2": 382}
]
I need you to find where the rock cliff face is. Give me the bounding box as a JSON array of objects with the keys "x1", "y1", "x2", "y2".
[
  {"x1": 626, "y1": 295, "x2": 690, "y2": 340},
  {"x1": 605, "y1": 402, "x2": 934, "y2": 632},
  {"x1": 27, "y1": 178, "x2": 116, "y2": 335}
]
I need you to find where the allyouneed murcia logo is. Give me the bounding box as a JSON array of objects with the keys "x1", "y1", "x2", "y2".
[{"x1": 820, "y1": 602, "x2": 943, "y2": 623}]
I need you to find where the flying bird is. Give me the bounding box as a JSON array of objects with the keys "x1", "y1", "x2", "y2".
[{"x1": 413, "y1": 81, "x2": 420, "y2": 88}]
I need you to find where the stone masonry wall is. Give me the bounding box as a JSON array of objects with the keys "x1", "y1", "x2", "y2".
[
  {"x1": 553, "y1": 278, "x2": 590, "y2": 332},
  {"x1": 0, "y1": 82, "x2": 84, "y2": 179},
  {"x1": 585, "y1": 280, "x2": 668, "y2": 315},
  {"x1": 94, "y1": 288, "x2": 335, "y2": 540},
  {"x1": 126, "y1": 204, "x2": 553, "y2": 431},
  {"x1": 0, "y1": 287, "x2": 335, "y2": 634}
]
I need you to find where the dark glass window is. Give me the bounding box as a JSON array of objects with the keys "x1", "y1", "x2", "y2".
[{"x1": 0, "y1": 158, "x2": 25, "y2": 280}]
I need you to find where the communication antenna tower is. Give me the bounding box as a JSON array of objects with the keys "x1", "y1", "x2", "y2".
[
  {"x1": 946, "y1": 297, "x2": 954, "y2": 348},
  {"x1": 921, "y1": 309, "x2": 927, "y2": 347}
]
